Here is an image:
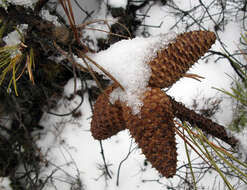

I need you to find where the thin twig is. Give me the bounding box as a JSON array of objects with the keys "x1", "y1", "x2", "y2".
[
  {"x1": 99, "y1": 140, "x2": 112, "y2": 179},
  {"x1": 116, "y1": 139, "x2": 135, "y2": 186}
]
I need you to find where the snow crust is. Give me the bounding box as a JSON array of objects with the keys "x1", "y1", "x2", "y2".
[{"x1": 86, "y1": 33, "x2": 176, "y2": 114}]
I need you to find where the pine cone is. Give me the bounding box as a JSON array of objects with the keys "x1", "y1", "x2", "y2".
[
  {"x1": 91, "y1": 85, "x2": 126, "y2": 140},
  {"x1": 167, "y1": 95, "x2": 238, "y2": 147},
  {"x1": 148, "y1": 30, "x2": 216, "y2": 88},
  {"x1": 122, "y1": 88, "x2": 177, "y2": 178}
]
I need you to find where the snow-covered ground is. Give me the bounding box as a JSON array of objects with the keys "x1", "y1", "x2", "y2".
[{"x1": 1, "y1": 0, "x2": 247, "y2": 189}]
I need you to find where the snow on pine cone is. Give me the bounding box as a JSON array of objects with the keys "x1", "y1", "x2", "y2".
[
  {"x1": 91, "y1": 84, "x2": 126, "y2": 140},
  {"x1": 122, "y1": 88, "x2": 177, "y2": 178},
  {"x1": 148, "y1": 30, "x2": 216, "y2": 88}
]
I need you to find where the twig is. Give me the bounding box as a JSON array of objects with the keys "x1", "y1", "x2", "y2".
[
  {"x1": 73, "y1": 0, "x2": 94, "y2": 21},
  {"x1": 116, "y1": 139, "x2": 135, "y2": 186},
  {"x1": 46, "y1": 95, "x2": 84, "y2": 117},
  {"x1": 99, "y1": 140, "x2": 112, "y2": 179}
]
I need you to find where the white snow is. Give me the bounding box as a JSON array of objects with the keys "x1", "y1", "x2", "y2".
[
  {"x1": 80, "y1": 1, "x2": 118, "y2": 51},
  {"x1": 63, "y1": 78, "x2": 82, "y2": 98},
  {"x1": 136, "y1": 3, "x2": 179, "y2": 36},
  {"x1": 235, "y1": 127, "x2": 247, "y2": 161},
  {"x1": 2, "y1": 24, "x2": 28, "y2": 58},
  {"x1": 83, "y1": 33, "x2": 176, "y2": 114},
  {"x1": 54, "y1": 0, "x2": 100, "y2": 25},
  {"x1": 3, "y1": 25, "x2": 28, "y2": 47},
  {"x1": 40, "y1": 9, "x2": 61, "y2": 26},
  {"x1": 0, "y1": 178, "x2": 12, "y2": 190},
  {"x1": 5, "y1": 0, "x2": 38, "y2": 8},
  {"x1": 3, "y1": 30, "x2": 21, "y2": 47},
  {"x1": 107, "y1": 0, "x2": 128, "y2": 9}
]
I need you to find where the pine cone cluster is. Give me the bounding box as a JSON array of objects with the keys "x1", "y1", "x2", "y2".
[{"x1": 90, "y1": 30, "x2": 238, "y2": 178}]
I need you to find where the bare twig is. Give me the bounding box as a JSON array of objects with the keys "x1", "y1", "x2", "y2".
[
  {"x1": 116, "y1": 139, "x2": 136, "y2": 186},
  {"x1": 99, "y1": 140, "x2": 112, "y2": 179}
]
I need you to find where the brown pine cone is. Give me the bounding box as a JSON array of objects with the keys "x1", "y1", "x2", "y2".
[
  {"x1": 148, "y1": 30, "x2": 216, "y2": 88},
  {"x1": 122, "y1": 88, "x2": 177, "y2": 178},
  {"x1": 91, "y1": 84, "x2": 126, "y2": 140},
  {"x1": 167, "y1": 95, "x2": 238, "y2": 147}
]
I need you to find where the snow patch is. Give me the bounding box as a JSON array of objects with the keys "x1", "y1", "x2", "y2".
[
  {"x1": 233, "y1": 128, "x2": 247, "y2": 161},
  {"x1": 3, "y1": 24, "x2": 27, "y2": 47},
  {"x1": 81, "y1": 2, "x2": 116, "y2": 51},
  {"x1": 40, "y1": 9, "x2": 61, "y2": 26},
  {"x1": 0, "y1": 177, "x2": 12, "y2": 190},
  {"x1": 137, "y1": 3, "x2": 178, "y2": 36},
  {"x1": 63, "y1": 78, "x2": 82, "y2": 98},
  {"x1": 83, "y1": 32, "x2": 176, "y2": 114},
  {"x1": 6, "y1": 0, "x2": 38, "y2": 8},
  {"x1": 107, "y1": 0, "x2": 128, "y2": 9},
  {"x1": 2, "y1": 24, "x2": 28, "y2": 58},
  {"x1": 3, "y1": 30, "x2": 21, "y2": 47}
]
